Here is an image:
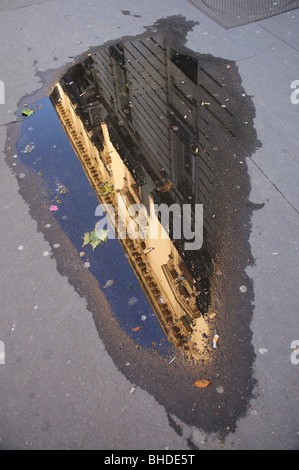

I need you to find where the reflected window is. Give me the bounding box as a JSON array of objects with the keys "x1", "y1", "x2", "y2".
[{"x1": 170, "y1": 49, "x2": 198, "y2": 84}]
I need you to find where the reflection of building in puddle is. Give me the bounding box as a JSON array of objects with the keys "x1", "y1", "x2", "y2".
[
  {"x1": 51, "y1": 82, "x2": 208, "y2": 358},
  {"x1": 50, "y1": 32, "x2": 254, "y2": 359}
]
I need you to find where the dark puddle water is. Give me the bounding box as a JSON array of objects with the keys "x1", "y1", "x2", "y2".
[{"x1": 9, "y1": 16, "x2": 263, "y2": 440}]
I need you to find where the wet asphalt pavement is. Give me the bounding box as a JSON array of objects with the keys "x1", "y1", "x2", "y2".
[{"x1": 0, "y1": 0, "x2": 298, "y2": 450}]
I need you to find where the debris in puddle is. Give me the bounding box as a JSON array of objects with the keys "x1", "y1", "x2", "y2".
[
  {"x1": 126, "y1": 284, "x2": 133, "y2": 290},
  {"x1": 141, "y1": 315, "x2": 146, "y2": 321},
  {"x1": 49, "y1": 205, "x2": 58, "y2": 211},
  {"x1": 79, "y1": 251, "x2": 85, "y2": 257},
  {"x1": 128, "y1": 297, "x2": 138, "y2": 306},
  {"x1": 142, "y1": 247, "x2": 155, "y2": 255},
  {"x1": 193, "y1": 379, "x2": 211, "y2": 389},
  {"x1": 157, "y1": 181, "x2": 173, "y2": 193},
  {"x1": 98, "y1": 183, "x2": 114, "y2": 196},
  {"x1": 82, "y1": 228, "x2": 108, "y2": 250},
  {"x1": 22, "y1": 107, "x2": 35, "y2": 117},
  {"x1": 56, "y1": 183, "x2": 68, "y2": 195},
  {"x1": 132, "y1": 326, "x2": 142, "y2": 332},
  {"x1": 168, "y1": 356, "x2": 176, "y2": 365},
  {"x1": 212, "y1": 334, "x2": 219, "y2": 349},
  {"x1": 21, "y1": 144, "x2": 35, "y2": 154},
  {"x1": 104, "y1": 279, "x2": 114, "y2": 288}
]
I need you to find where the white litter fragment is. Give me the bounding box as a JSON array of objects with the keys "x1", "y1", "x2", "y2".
[
  {"x1": 259, "y1": 348, "x2": 268, "y2": 355},
  {"x1": 212, "y1": 334, "x2": 219, "y2": 349}
]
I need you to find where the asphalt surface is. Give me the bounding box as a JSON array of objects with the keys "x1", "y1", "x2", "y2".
[{"x1": 0, "y1": 0, "x2": 298, "y2": 451}]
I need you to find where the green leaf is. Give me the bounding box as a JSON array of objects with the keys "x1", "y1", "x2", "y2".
[
  {"x1": 82, "y1": 228, "x2": 108, "y2": 250},
  {"x1": 22, "y1": 107, "x2": 34, "y2": 116},
  {"x1": 89, "y1": 231, "x2": 101, "y2": 251},
  {"x1": 94, "y1": 229, "x2": 108, "y2": 242},
  {"x1": 82, "y1": 232, "x2": 91, "y2": 247}
]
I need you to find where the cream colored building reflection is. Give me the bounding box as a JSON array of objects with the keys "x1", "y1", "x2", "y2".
[{"x1": 51, "y1": 82, "x2": 209, "y2": 359}]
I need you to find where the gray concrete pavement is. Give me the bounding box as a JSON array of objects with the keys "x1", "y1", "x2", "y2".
[{"x1": 0, "y1": 0, "x2": 298, "y2": 450}]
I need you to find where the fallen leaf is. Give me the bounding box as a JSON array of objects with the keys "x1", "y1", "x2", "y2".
[
  {"x1": 22, "y1": 107, "x2": 35, "y2": 116},
  {"x1": 94, "y1": 228, "x2": 108, "y2": 242},
  {"x1": 98, "y1": 183, "x2": 114, "y2": 196},
  {"x1": 158, "y1": 181, "x2": 173, "y2": 193},
  {"x1": 193, "y1": 379, "x2": 211, "y2": 389},
  {"x1": 82, "y1": 228, "x2": 108, "y2": 250},
  {"x1": 82, "y1": 232, "x2": 91, "y2": 247}
]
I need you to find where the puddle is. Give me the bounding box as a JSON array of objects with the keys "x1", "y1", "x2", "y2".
[{"x1": 9, "y1": 16, "x2": 262, "y2": 438}]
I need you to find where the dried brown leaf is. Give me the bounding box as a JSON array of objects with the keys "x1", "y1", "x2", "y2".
[{"x1": 193, "y1": 379, "x2": 211, "y2": 389}]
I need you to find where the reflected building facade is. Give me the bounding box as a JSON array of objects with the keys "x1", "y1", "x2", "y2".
[{"x1": 50, "y1": 33, "x2": 253, "y2": 358}]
